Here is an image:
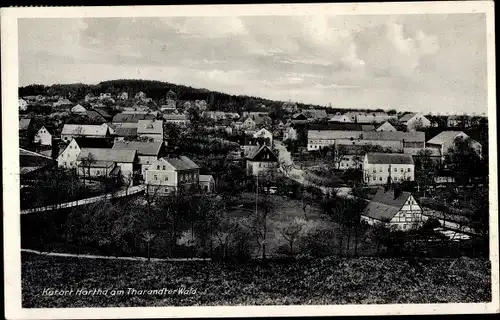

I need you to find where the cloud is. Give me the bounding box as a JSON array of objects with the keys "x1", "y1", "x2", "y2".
[{"x1": 163, "y1": 17, "x2": 247, "y2": 39}]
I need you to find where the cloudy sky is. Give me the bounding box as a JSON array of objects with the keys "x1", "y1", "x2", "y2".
[{"x1": 18, "y1": 14, "x2": 487, "y2": 114}]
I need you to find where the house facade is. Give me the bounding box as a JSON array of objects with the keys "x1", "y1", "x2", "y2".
[
  {"x1": 363, "y1": 153, "x2": 415, "y2": 185},
  {"x1": 144, "y1": 156, "x2": 200, "y2": 194},
  {"x1": 246, "y1": 145, "x2": 279, "y2": 176},
  {"x1": 361, "y1": 187, "x2": 425, "y2": 230},
  {"x1": 163, "y1": 114, "x2": 189, "y2": 126},
  {"x1": 112, "y1": 140, "x2": 163, "y2": 178},
  {"x1": 199, "y1": 174, "x2": 215, "y2": 192},
  {"x1": 137, "y1": 120, "x2": 164, "y2": 141},
  {"x1": 399, "y1": 113, "x2": 431, "y2": 131},
  {"x1": 376, "y1": 121, "x2": 397, "y2": 132},
  {"x1": 77, "y1": 148, "x2": 138, "y2": 179},
  {"x1": 71, "y1": 104, "x2": 87, "y2": 114},
  {"x1": 33, "y1": 126, "x2": 53, "y2": 146},
  {"x1": 61, "y1": 123, "x2": 111, "y2": 142},
  {"x1": 57, "y1": 138, "x2": 112, "y2": 169},
  {"x1": 426, "y1": 131, "x2": 482, "y2": 159},
  {"x1": 328, "y1": 114, "x2": 352, "y2": 123},
  {"x1": 253, "y1": 128, "x2": 273, "y2": 145}
]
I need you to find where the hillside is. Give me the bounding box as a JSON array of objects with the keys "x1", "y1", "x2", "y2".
[
  {"x1": 19, "y1": 79, "x2": 388, "y2": 115},
  {"x1": 22, "y1": 253, "x2": 490, "y2": 307}
]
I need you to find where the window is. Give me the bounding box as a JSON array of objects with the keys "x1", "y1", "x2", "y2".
[
  {"x1": 164, "y1": 175, "x2": 168, "y2": 181},
  {"x1": 379, "y1": 167, "x2": 382, "y2": 172},
  {"x1": 394, "y1": 167, "x2": 397, "y2": 172},
  {"x1": 163, "y1": 166, "x2": 166, "y2": 170},
  {"x1": 373, "y1": 168, "x2": 376, "y2": 173},
  {"x1": 408, "y1": 168, "x2": 411, "y2": 172},
  {"x1": 146, "y1": 161, "x2": 149, "y2": 164},
  {"x1": 402, "y1": 224, "x2": 407, "y2": 230},
  {"x1": 64, "y1": 161, "x2": 67, "y2": 166},
  {"x1": 400, "y1": 168, "x2": 403, "y2": 173},
  {"x1": 154, "y1": 175, "x2": 158, "y2": 180},
  {"x1": 394, "y1": 177, "x2": 398, "y2": 181},
  {"x1": 379, "y1": 177, "x2": 382, "y2": 181},
  {"x1": 157, "y1": 165, "x2": 160, "y2": 170}
]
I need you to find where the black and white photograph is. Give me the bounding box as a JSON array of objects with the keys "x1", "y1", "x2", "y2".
[{"x1": 2, "y1": 2, "x2": 498, "y2": 319}]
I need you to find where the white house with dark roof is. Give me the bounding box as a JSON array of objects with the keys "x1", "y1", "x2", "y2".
[
  {"x1": 71, "y1": 104, "x2": 87, "y2": 114},
  {"x1": 77, "y1": 148, "x2": 138, "y2": 178},
  {"x1": 376, "y1": 121, "x2": 397, "y2": 132},
  {"x1": 426, "y1": 131, "x2": 482, "y2": 159},
  {"x1": 199, "y1": 174, "x2": 215, "y2": 193},
  {"x1": 61, "y1": 123, "x2": 111, "y2": 142},
  {"x1": 253, "y1": 128, "x2": 273, "y2": 145},
  {"x1": 328, "y1": 114, "x2": 352, "y2": 123},
  {"x1": 163, "y1": 114, "x2": 189, "y2": 126},
  {"x1": 361, "y1": 187, "x2": 425, "y2": 230},
  {"x1": 363, "y1": 153, "x2": 415, "y2": 185},
  {"x1": 112, "y1": 140, "x2": 163, "y2": 178},
  {"x1": 144, "y1": 156, "x2": 200, "y2": 194},
  {"x1": 398, "y1": 112, "x2": 431, "y2": 132},
  {"x1": 57, "y1": 137, "x2": 113, "y2": 169},
  {"x1": 33, "y1": 126, "x2": 53, "y2": 146},
  {"x1": 246, "y1": 145, "x2": 279, "y2": 176},
  {"x1": 137, "y1": 120, "x2": 163, "y2": 141}
]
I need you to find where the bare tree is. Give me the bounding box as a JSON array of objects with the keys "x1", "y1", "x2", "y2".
[
  {"x1": 80, "y1": 153, "x2": 96, "y2": 185},
  {"x1": 276, "y1": 217, "x2": 307, "y2": 255}
]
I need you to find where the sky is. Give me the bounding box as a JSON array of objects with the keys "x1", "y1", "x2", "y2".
[{"x1": 18, "y1": 14, "x2": 488, "y2": 114}]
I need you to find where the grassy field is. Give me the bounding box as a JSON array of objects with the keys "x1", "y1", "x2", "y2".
[{"x1": 22, "y1": 253, "x2": 491, "y2": 307}]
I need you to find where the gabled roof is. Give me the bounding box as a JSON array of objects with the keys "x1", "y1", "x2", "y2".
[
  {"x1": 85, "y1": 110, "x2": 106, "y2": 122},
  {"x1": 137, "y1": 120, "x2": 163, "y2": 134},
  {"x1": 398, "y1": 113, "x2": 417, "y2": 122},
  {"x1": 78, "y1": 148, "x2": 137, "y2": 163},
  {"x1": 162, "y1": 156, "x2": 199, "y2": 170},
  {"x1": 376, "y1": 121, "x2": 397, "y2": 131},
  {"x1": 112, "y1": 140, "x2": 162, "y2": 156},
  {"x1": 61, "y1": 124, "x2": 109, "y2": 137},
  {"x1": 93, "y1": 107, "x2": 112, "y2": 119},
  {"x1": 112, "y1": 113, "x2": 156, "y2": 123},
  {"x1": 252, "y1": 115, "x2": 272, "y2": 126},
  {"x1": 19, "y1": 118, "x2": 32, "y2": 131},
  {"x1": 19, "y1": 148, "x2": 55, "y2": 173},
  {"x1": 362, "y1": 188, "x2": 413, "y2": 222},
  {"x1": 74, "y1": 137, "x2": 113, "y2": 149},
  {"x1": 71, "y1": 104, "x2": 87, "y2": 113},
  {"x1": 292, "y1": 113, "x2": 308, "y2": 120},
  {"x1": 35, "y1": 125, "x2": 54, "y2": 135},
  {"x1": 253, "y1": 128, "x2": 273, "y2": 138},
  {"x1": 427, "y1": 131, "x2": 466, "y2": 145},
  {"x1": 366, "y1": 153, "x2": 414, "y2": 165},
  {"x1": 248, "y1": 145, "x2": 278, "y2": 162}
]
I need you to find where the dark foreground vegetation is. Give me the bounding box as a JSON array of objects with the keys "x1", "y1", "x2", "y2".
[{"x1": 22, "y1": 252, "x2": 491, "y2": 307}]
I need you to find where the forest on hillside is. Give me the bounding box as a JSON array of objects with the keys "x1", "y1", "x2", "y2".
[{"x1": 19, "y1": 79, "x2": 383, "y2": 114}]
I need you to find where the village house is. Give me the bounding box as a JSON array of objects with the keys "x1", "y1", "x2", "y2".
[
  {"x1": 61, "y1": 123, "x2": 111, "y2": 142},
  {"x1": 398, "y1": 113, "x2": 431, "y2": 132},
  {"x1": 112, "y1": 140, "x2": 163, "y2": 178},
  {"x1": 19, "y1": 98, "x2": 28, "y2": 111},
  {"x1": 33, "y1": 126, "x2": 53, "y2": 146},
  {"x1": 291, "y1": 113, "x2": 309, "y2": 125},
  {"x1": 137, "y1": 120, "x2": 164, "y2": 141},
  {"x1": 236, "y1": 116, "x2": 257, "y2": 130},
  {"x1": 376, "y1": 121, "x2": 397, "y2": 132},
  {"x1": 345, "y1": 111, "x2": 395, "y2": 124},
  {"x1": 426, "y1": 131, "x2": 482, "y2": 159},
  {"x1": 57, "y1": 137, "x2": 113, "y2": 169},
  {"x1": 334, "y1": 145, "x2": 366, "y2": 170},
  {"x1": 77, "y1": 148, "x2": 138, "y2": 179},
  {"x1": 118, "y1": 92, "x2": 129, "y2": 100},
  {"x1": 246, "y1": 145, "x2": 279, "y2": 176},
  {"x1": 253, "y1": 128, "x2": 273, "y2": 146},
  {"x1": 283, "y1": 126, "x2": 297, "y2": 141},
  {"x1": 112, "y1": 113, "x2": 156, "y2": 128},
  {"x1": 71, "y1": 104, "x2": 87, "y2": 114},
  {"x1": 199, "y1": 174, "x2": 215, "y2": 193},
  {"x1": 328, "y1": 113, "x2": 352, "y2": 123},
  {"x1": 242, "y1": 106, "x2": 270, "y2": 118},
  {"x1": 361, "y1": 187, "x2": 425, "y2": 231},
  {"x1": 363, "y1": 153, "x2": 415, "y2": 185},
  {"x1": 99, "y1": 93, "x2": 112, "y2": 100},
  {"x1": 160, "y1": 100, "x2": 177, "y2": 113},
  {"x1": 202, "y1": 111, "x2": 226, "y2": 121},
  {"x1": 145, "y1": 156, "x2": 200, "y2": 195},
  {"x1": 163, "y1": 114, "x2": 189, "y2": 126},
  {"x1": 85, "y1": 110, "x2": 107, "y2": 123}
]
